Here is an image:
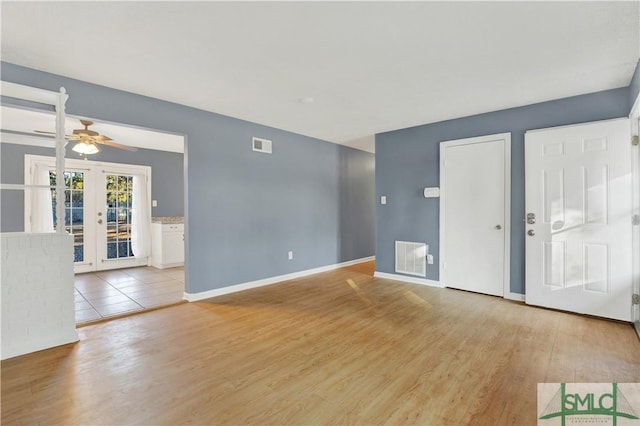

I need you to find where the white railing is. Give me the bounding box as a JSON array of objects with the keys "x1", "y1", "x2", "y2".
[{"x1": 0, "y1": 81, "x2": 68, "y2": 233}]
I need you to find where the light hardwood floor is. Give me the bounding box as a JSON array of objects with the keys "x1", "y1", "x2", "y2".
[{"x1": 2, "y1": 261, "x2": 638, "y2": 425}]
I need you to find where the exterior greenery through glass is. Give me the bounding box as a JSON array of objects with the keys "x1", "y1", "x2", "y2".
[
  {"x1": 105, "y1": 174, "x2": 134, "y2": 260},
  {"x1": 49, "y1": 171, "x2": 135, "y2": 263},
  {"x1": 50, "y1": 171, "x2": 84, "y2": 262}
]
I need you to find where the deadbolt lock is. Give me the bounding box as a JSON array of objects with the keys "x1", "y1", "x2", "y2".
[
  {"x1": 526, "y1": 213, "x2": 536, "y2": 224},
  {"x1": 527, "y1": 229, "x2": 535, "y2": 236}
]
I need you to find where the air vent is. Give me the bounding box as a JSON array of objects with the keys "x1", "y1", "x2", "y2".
[
  {"x1": 395, "y1": 241, "x2": 427, "y2": 277},
  {"x1": 252, "y1": 137, "x2": 272, "y2": 154}
]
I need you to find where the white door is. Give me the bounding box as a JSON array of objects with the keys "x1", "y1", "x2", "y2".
[
  {"x1": 25, "y1": 155, "x2": 151, "y2": 273},
  {"x1": 50, "y1": 167, "x2": 97, "y2": 274},
  {"x1": 525, "y1": 118, "x2": 633, "y2": 321},
  {"x1": 631, "y1": 110, "x2": 640, "y2": 336},
  {"x1": 440, "y1": 133, "x2": 511, "y2": 297},
  {"x1": 95, "y1": 169, "x2": 149, "y2": 271}
]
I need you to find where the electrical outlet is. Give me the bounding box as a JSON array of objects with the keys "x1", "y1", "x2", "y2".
[
  {"x1": 381, "y1": 196, "x2": 387, "y2": 205},
  {"x1": 152, "y1": 200, "x2": 158, "y2": 207},
  {"x1": 427, "y1": 254, "x2": 434, "y2": 265},
  {"x1": 288, "y1": 251, "x2": 293, "y2": 260}
]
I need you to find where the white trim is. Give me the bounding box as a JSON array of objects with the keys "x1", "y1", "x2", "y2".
[
  {"x1": 505, "y1": 292, "x2": 525, "y2": 302},
  {"x1": 0, "y1": 184, "x2": 52, "y2": 190},
  {"x1": 631, "y1": 90, "x2": 640, "y2": 119},
  {"x1": 1, "y1": 330, "x2": 79, "y2": 361},
  {"x1": 439, "y1": 132, "x2": 512, "y2": 298},
  {"x1": 1, "y1": 81, "x2": 68, "y2": 106},
  {"x1": 525, "y1": 117, "x2": 630, "y2": 135},
  {"x1": 630, "y1": 93, "x2": 640, "y2": 330},
  {"x1": 0, "y1": 131, "x2": 56, "y2": 148},
  {"x1": 184, "y1": 256, "x2": 375, "y2": 302},
  {"x1": 373, "y1": 271, "x2": 442, "y2": 288}
]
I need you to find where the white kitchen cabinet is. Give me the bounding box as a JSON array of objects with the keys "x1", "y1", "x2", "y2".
[{"x1": 150, "y1": 222, "x2": 184, "y2": 269}]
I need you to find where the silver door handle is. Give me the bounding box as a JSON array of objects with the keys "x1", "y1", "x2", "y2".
[
  {"x1": 495, "y1": 225, "x2": 502, "y2": 230},
  {"x1": 527, "y1": 229, "x2": 535, "y2": 236}
]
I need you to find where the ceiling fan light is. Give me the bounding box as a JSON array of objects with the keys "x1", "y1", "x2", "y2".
[{"x1": 72, "y1": 141, "x2": 100, "y2": 155}]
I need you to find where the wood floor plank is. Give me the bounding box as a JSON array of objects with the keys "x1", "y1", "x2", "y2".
[{"x1": 2, "y1": 261, "x2": 638, "y2": 425}]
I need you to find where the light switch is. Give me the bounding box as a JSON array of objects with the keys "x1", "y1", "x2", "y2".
[
  {"x1": 424, "y1": 187, "x2": 440, "y2": 198},
  {"x1": 381, "y1": 196, "x2": 387, "y2": 205},
  {"x1": 152, "y1": 200, "x2": 158, "y2": 207}
]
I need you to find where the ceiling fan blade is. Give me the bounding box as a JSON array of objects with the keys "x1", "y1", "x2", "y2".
[
  {"x1": 34, "y1": 130, "x2": 56, "y2": 135},
  {"x1": 96, "y1": 139, "x2": 138, "y2": 152}
]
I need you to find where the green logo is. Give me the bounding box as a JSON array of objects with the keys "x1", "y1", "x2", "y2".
[{"x1": 539, "y1": 383, "x2": 639, "y2": 426}]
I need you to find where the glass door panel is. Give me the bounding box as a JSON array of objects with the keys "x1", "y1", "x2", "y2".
[
  {"x1": 49, "y1": 169, "x2": 96, "y2": 273},
  {"x1": 106, "y1": 174, "x2": 133, "y2": 260},
  {"x1": 26, "y1": 156, "x2": 150, "y2": 273},
  {"x1": 96, "y1": 171, "x2": 146, "y2": 271}
]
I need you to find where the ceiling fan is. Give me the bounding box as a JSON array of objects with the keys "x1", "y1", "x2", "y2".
[{"x1": 35, "y1": 119, "x2": 138, "y2": 155}]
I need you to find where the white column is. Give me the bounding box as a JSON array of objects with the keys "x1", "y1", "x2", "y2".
[{"x1": 55, "y1": 87, "x2": 68, "y2": 233}]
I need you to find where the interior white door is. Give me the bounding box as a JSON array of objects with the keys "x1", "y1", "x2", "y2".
[
  {"x1": 440, "y1": 134, "x2": 510, "y2": 297},
  {"x1": 525, "y1": 118, "x2": 632, "y2": 321}
]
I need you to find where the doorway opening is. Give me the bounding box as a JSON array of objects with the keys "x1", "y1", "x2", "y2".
[{"x1": 26, "y1": 155, "x2": 151, "y2": 273}]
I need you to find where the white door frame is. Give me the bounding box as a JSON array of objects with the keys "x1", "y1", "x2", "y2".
[
  {"x1": 439, "y1": 132, "x2": 512, "y2": 298},
  {"x1": 24, "y1": 154, "x2": 152, "y2": 273},
  {"x1": 630, "y1": 93, "x2": 640, "y2": 332}
]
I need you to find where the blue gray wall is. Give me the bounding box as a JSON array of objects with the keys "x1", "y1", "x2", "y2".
[
  {"x1": 0, "y1": 142, "x2": 184, "y2": 232},
  {"x1": 1, "y1": 62, "x2": 375, "y2": 293},
  {"x1": 630, "y1": 59, "x2": 640, "y2": 112},
  {"x1": 375, "y1": 87, "x2": 630, "y2": 294}
]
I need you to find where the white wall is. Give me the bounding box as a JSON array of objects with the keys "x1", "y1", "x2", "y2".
[{"x1": 1, "y1": 232, "x2": 79, "y2": 359}]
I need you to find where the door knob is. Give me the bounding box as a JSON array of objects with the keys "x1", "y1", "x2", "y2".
[
  {"x1": 97, "y1": 219, "x2": 103, "y2": 224},
  {"x1": 527, "y1": 229, "x2": 535, "y2": 236},
  {"x1": 495, "y1": 225, "x2": 502, "y2": 230}
]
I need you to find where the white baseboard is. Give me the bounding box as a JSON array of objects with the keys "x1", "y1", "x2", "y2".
[
  {"x1": 373, "y1": 271, "x2": 442, "y2": 288},
  {"x1": 184, "y1": 256, "x2": 375, "y2": 302},
  {"x1": 373, "y1": 272, "x2": 526, "y2": 302},
  {"x1": 1, "y1": 329, "x2": 79, "y2": 360},
  {"x1": 505, "y1": 292, "x2": 525, "y2": 302}
]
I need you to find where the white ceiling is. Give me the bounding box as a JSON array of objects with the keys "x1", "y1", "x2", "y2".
[{"x1": 1, "y1": 2, "x2": 639, "y2": 153}]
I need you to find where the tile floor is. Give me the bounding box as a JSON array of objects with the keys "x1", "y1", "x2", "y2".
[{"x1": 74, "y1": 266, "x2": 184, "y2": 324}]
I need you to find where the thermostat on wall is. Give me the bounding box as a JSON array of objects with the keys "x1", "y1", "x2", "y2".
[{"x1": 424, "y1": 187, "x2": 440, "y2": 198}]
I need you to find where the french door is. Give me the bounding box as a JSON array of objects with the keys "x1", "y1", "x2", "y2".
[{"x1": 25, "y1": 155, "x2": 151, "y2": 273}]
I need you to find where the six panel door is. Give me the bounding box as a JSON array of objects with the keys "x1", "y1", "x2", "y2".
[{"x1": 525, "y1": 118, "x2": 632, "y2": 321}]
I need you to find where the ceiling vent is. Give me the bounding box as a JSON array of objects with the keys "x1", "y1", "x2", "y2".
[
  {"x1": 395, "y1": 241, "x2": 427, "y2": 277},
  {"x1": 252, "y1": 137, "x2": 272, "y2": 154}
]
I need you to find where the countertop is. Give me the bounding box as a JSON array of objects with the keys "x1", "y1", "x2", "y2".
[{"x1": 152, "y1": 216, "x2": 184, "y2": 224}]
